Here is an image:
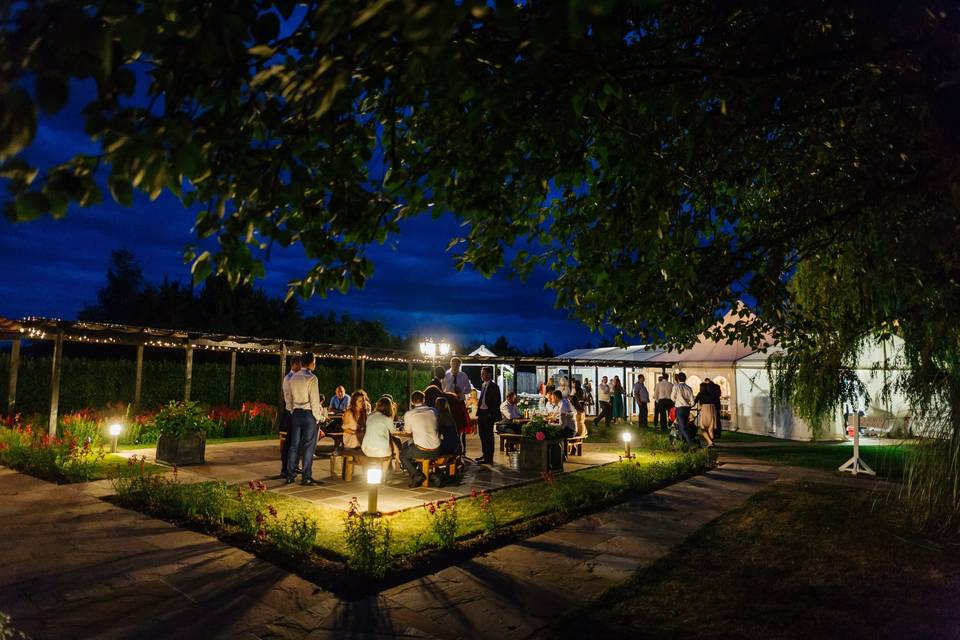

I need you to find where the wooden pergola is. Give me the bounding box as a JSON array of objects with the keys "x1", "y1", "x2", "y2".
[{"x1": 0, "y1": 316, "x2": 674, "y2": 435}]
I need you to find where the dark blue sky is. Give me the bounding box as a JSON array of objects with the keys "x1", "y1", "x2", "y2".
[{"x1": 0, "y1": 106, "x2": 598, "y2": 353}]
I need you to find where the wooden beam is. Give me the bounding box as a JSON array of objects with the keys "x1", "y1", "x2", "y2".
[
  {"x1": 512, "y1": 360, "x2": 519, "y2": 394},
  {"x1": 360, "y1": 357, "x2": 366, "y2": 389},
  {"x1": 7, "y1": 339, "x2": 20, "y2": 414},
  {"x1": 133, "y1": 344, "x2": 144, "y2": 410},
  {"x1": 228, "y1": 350, "x2": 237, "y2": 407},
  {"x1": 48, "y1": 332, "x2": 63, "y2": 436},
  {"x1": 184, "y1": 345, "x2": 194, "y2": 402}
]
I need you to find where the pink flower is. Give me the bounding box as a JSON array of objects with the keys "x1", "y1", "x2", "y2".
[
  {"x1": 535, "y1": 431, "x2": 546, "y2": 441},
  {"x1": 471, "y1": 489, "x2": 478, "y2": 498}
]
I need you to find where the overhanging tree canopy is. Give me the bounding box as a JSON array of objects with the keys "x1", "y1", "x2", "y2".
[{"x1": 3, "y1": 1, "x2": 960, "y2": 504}]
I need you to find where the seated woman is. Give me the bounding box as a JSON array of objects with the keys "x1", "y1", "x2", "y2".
[
  {"x1": 362, "y1": 397, "x2": 395, "y2": 459},
  {"x1": 436, "y1": 397, "x2": 463, "y2": 456},
  {"x1": 341, "y1": 390, "x2": 368, "y2": 451}
]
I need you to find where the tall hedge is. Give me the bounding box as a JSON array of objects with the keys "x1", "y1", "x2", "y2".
[{"x1": 0, "y1": 353, "x2": 432, "y2": 415}]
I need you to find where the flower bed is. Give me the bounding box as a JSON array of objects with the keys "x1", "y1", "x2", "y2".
[
  {"x1": 106, "y1": 447, "x2": 713, "y2": 598},
  {"x1": 0, "y1": 415, "x2": 141, "y2": 483}
]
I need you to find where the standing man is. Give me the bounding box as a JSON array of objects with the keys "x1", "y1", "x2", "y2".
[
  {"x1": 476, "y1": 366, "x2": 502, "y2": 464},
  {"x1": 671, "y1": 372, "x2": 695, "y2": 445},
  {"x1": 594, "y1": 376, "x2": 612, "y2": 428},
  {"x1": 654, "y1": 374, "x2": 674, "y2": 431},
  {"x1": 279, "y1": 355, "x2": 301, "y2": 478},
  {"x1": 443, "y1": 357, "x2": 472, "y2": 400},
  {"x1": 633, "y1": 374, "x2": 650, "y2": 429},
  {"x1": 285, "y1": 352, "x2": 325, "y2": 486}
]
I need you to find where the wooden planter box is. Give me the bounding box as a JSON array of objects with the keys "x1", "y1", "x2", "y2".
[
  {"x1": 519, "y1": 438, "x2": 564, "y2": 473},
  {"x1": 156, "y1": 432, "x2": 206, "y2": 466}
]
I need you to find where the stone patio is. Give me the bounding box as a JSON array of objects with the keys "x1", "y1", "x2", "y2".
[
  {"x1": 120, "y1": 433, "x2": 623, "y2": 513},
  {"x1": 0, "y1": 454, "x2": 813, "y2": 639}
]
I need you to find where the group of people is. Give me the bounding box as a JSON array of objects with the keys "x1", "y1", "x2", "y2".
[
  {"x1": 652, "y1": 373, "x2": 723, "y2": 447},
  {"x1": 593, "y1": 375, "x2": 631, "y2": 428},
  {"x1": 279, "y1": 355, "x2": 507, "y2": 487}
]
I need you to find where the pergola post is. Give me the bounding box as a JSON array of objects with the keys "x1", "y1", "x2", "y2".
[
  {"x1": 406, "y1": 361, "x2": 413, "y2": 406},
  {"x1": 512, "y1": 360, "x2": 519, "y2": 394},
  {"x1": 7, "y1": 339, "x2": 20, "y2": 414},
  {"x1": 133, "y1": 344, "x2": 144, "y2": 410},
  {"x1": 360, "y1": 357, "x2": 366, "y2": 389},
  {"x1": 48, "y1": 332, "x2": 64, "y2": 436},
  {"x1": 594, "y1": 366, "x2": 600, "y2": 415},
  {"x1": 279, "y1": 344, "x2": 287, "y2": 406},
  {"x1": 623, "y1": 365, "x2": 629, "y2": 418},
  {"x1": 184, "y1": 344, "x2": 193, "y2": 402},
  {"x1": 228, "y1": 350, "x2": 237, "y2": 407},
  {"x1": 352, "y1": 347, "x2": 358, "y2": 391}
]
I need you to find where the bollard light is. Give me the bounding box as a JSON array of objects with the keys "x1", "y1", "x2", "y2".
[
  {"x1": 109, "y1": 422, "x2": 123, "y2": 453},
  {"x1": 622, "y1": 431, "x2": 633, "y2": 459},
  {"x1": 366, "y1": 467, "x2": 383, "y2": 514}
]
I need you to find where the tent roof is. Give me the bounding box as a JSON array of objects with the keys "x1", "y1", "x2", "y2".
[{"x1": 468, "y1": 345, "x2": 498, "y2": 357}]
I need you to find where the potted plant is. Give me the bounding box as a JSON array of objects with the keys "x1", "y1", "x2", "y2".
[
  {"x1": 519, "y1": 416, "x2": 564, "y2": 473},
  {"x1": 152, "y1": 401, "x2": 213, "y2": 466}
]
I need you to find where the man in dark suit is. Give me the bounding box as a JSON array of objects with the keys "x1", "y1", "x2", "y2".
[
  {"x1": 706, "y1": 378, "x2": 724, "y2": 440},
  {"x1": 475, "y1": 366, "x2": 502, "y2": 464}
]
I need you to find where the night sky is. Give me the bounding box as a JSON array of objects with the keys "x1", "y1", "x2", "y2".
[{"x1": 0, "y1": 91, "x2": 597, "y2": 353}]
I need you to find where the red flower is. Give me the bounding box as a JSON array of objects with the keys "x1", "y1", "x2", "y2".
[
  {"x1": 267, "y1": 505, "x2": 278, "y2": 518},
  {"x1": 471, "y1": 489, "x2": 478, "y2": 498},
  {"x1": 247, "y1": 480, "x2": 256, "y2": 491},
  {"x1": 535, "y1": 431, "x2": 546, "y2": 441}
]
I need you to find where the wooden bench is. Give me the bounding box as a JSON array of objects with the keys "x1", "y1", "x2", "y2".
[
  {"x1": 565, "y1": 435, "x2": 585, "y2": 457},
  {"x1": 414, "y1": 454, "x2": 464, "y2": 488},
  {"x1": 499, "y1": 433, "x2": 523, "y2": 453},
  {"x1": 338, "y1": 452, "x2": 392, "y2": 482}
]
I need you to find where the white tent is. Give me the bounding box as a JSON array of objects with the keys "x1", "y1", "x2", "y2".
[{"x1": 559, "y1": 331, "x2": 910, "y2": 441}]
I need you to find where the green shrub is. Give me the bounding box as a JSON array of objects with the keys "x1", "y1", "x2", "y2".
[
  {"x1": 424, "y1": 497, "x2": 460, "y2": 548},
  {"x1": 343, "y1": 497, "x2": 392, "y2": 577},
  {"x1": 521, "y1": 416, "x2": 564, "y2": 440},
  {"x1": 0, "y1": 422, "x2": 107, "y2": 483},
  {"x1": 272, "y1": 513, "x2": 320, "y2": 556},
  {"x1": 150, "y1": 401, "x2": 215, "y2": 438}
]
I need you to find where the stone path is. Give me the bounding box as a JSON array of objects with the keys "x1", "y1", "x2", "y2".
[
  {"x1": 0, "y1": 454, "x2": 885, "y2": 639},
  {"x1": 119, "y1": 436, "x2": 621, "y2": 513}
]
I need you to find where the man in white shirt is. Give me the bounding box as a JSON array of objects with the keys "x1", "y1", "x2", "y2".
[
  {"x1": 653, "y1": 374, "x2": 674, "y2": 431},
  {"x1": 285, "y1": 352, "x2": 325, "y2": 485},
  {"x1": 671, "y1": 372, "x2": 695, "y2": 445},
  {"x1": 500, "y1": 391, "x2": 523, "y2": 421},
  {"x1": 593, "y1": 376, "x2": 612, "y2": 428},
  {"x1": 542, "y1": 393, "x2": 561, "y2": 421},
  {"x1": 633, "y1": 375, "x2": 650, "y2": 429},
  {"x1": 400, "y1": 391, "x2": 442, "y2": 487},
  {"x1": 442, "y1": 357, "x2": 472, "y2": 400},
  {"x1": 279, "y1": 356, "x2": 301, "y2": 478}
]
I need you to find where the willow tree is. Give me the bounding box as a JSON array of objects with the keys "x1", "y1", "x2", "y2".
[{"x1": 3, "y1": 1, "x2": 960, "y2": 524}]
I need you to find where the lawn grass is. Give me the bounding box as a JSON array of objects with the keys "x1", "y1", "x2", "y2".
[
  {"x1": 728, "y1": 441, "x2": 911, "y2": 479},
  {"x1": 540, "y1": 481, "x2": 960, "y2": 639},
  {"x1": 149, "y1": 449, "x2": 707, "y2": 559}
]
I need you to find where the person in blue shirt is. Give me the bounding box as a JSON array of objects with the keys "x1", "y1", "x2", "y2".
[{"x1": 328, "y1": 385, "x2": 350, "y2": 414}]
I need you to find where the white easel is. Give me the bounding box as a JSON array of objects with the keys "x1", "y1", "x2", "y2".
[{"x1": 839, "y1": 413, "x2": 876, "y2": 476}]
